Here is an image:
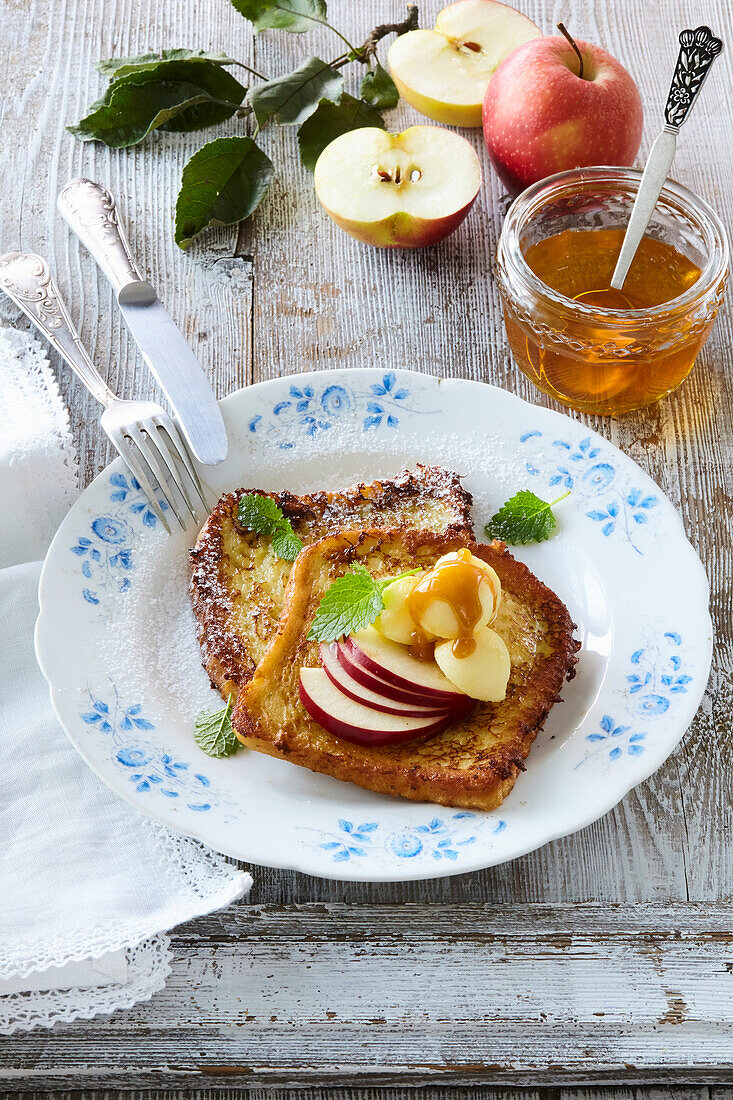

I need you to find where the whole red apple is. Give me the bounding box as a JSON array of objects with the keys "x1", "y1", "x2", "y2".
[{"x1": 482, "y1": 29, "x2": 643, "y2": 195}]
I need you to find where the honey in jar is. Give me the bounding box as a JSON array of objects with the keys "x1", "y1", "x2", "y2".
[{"x1": 502, "y1": 227, "x2": 708, "y2": 415}]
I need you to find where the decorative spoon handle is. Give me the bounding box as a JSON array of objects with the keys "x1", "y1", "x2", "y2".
[
  {"x1": 664, "y1": 26, "x2": 723, "y2": 129},
  {"x1": 610, "y1": 26, "x2": 723, "y2": 291}
]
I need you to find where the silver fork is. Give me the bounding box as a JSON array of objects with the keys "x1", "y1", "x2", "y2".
[{"x1": 0, "y1": 252, "x2": 207, "y2": 534}]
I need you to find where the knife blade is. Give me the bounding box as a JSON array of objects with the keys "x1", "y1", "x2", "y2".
[{"x1": 57, "y1": 177, "x2": 227, "y2": 466}]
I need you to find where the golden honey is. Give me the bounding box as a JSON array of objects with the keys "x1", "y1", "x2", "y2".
[
  {"x1": 496, "y1": 168, "x2": 728, "y2": 417},
  {"x1": 503, "y1": 229, "x2": 704, "y2": 415}
]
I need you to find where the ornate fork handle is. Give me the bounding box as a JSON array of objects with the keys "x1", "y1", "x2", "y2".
[
  {"x1": 0, "y1": 252, "x2": 117, "y2": 406},
  {"x1": 57, "y1": 178, "x2": 154, "y2": 302},
  {"x1": 665, "y1": 25, "x2": 723, "y2": 129}
]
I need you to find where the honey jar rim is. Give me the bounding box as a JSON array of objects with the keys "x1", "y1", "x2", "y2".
[{"x1": 498, "y1": 166, "x2": 728, "y2": 324}]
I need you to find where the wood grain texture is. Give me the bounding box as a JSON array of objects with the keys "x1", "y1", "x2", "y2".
[
  {"x1": 2, "y1": 904, "x2": 733, "y2": 1089},
  {"x1": 1, "y1": 1093, "x2": 727, "y2": 1100},
  {"x1": 1, "y1": 0, "x2": 733, "y2": 1088}
]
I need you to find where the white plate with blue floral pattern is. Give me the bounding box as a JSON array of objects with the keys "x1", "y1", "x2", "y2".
[{"x1": 35, "y1": 369, "x2": 711, "y2": 881}]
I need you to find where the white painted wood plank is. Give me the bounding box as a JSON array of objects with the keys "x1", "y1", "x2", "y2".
[{"x1": 2, "y1": 905, "x2": 733, "y2": 1088}]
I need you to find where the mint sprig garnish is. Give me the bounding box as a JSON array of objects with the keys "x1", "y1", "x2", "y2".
[
  {"x1": 237, "y1": 493, "x2": 304, "y2": 562},
  {"x1": 308, "y1": 565, "x2": 420, "y2": 643},
  {"x1": 194, "y1": 695, "x2": 239, "y2": 758},
  {"x1": 484, "y1": 490, "x2": 570, "y2": 546}
]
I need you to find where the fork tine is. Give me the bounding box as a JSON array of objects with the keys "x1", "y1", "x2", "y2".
[
  {"x1": 154, "y1": 415, "x2": 209, "y2": 514},
  {"x1": 144, "y1": 422, "x2": 201, "y2": 526},
  {"x1": 126, "y1": 422, "x2": 187, "y2": 531},
  {"x1": 113, "y1": 432, "x2": 171, "y2": 535}
]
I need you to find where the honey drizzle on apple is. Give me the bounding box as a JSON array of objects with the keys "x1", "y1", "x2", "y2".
[{"x1": 406, "y1": 549, "x2": 489, "y2": 661}]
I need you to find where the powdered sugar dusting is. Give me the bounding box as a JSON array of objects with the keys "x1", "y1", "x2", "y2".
[{"x1": 100, "y1": 524, "x2": 220, "y2": 727}]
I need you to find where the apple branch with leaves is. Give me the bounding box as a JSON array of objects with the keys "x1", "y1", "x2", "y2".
[{"x1": 69, "y1": 0, "x2": 419, "y2": 248}]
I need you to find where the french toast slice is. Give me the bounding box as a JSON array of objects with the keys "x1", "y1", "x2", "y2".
[
  {"x1": 190, "y1": 467, "x2": 473, "y2": 702},
  {"x1": 233, "y1": 530, "x2": 579, "y2": 810}
]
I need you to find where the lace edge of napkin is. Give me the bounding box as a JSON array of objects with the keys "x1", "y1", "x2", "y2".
[
  {"x1": 0, "y1": 326, "x2": 79, "y2": 502},
  {"x1": 0, "y1": 934, "x2": 171, "y2": 1035},
  {"x1": 0, "y1": 820, "x2": 251, "y2": 980}
]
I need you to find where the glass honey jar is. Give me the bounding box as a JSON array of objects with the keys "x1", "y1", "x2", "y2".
[{"x1": 496, "y1": 167, "x2": 728, "y2": 415}]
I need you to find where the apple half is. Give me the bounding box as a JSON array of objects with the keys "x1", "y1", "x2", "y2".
[
  {"x1": 313, "y1": 126, "x2": 482, "y2": 248},
  {"x1": 388, "y1": 0, "x2": 541, "y2": 127}
]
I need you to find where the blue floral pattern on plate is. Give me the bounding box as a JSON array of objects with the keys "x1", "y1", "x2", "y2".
[
  {"x1": 578, "y1": 633, "x2": 690, "y2": 766},
  {"x1": 304, "y1": 812, "x2": 507, "y2": 865},
  {"x1": 70, "y1": 474, "x2": 168, "y2": 603},
  {"x1": 248, "y1": 372, "x2": 432, "y2": 448},
  {"x1": 81, "y1": 683, "x2": 214, "y2": 812},
  {"x1": 520, "y1": 430, "x2": 658, "y2": 555}
]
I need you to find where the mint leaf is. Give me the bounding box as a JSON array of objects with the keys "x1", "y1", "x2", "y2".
[
  {"x1": 237, "y1": 493, "x2": 285, "y2": 534},
  {"x1": 194, "y1": 696, "x2": 239, "y2": 757},
  {"x1": 360, "y1": 62, "x2": 399, "y2": 109},
  {"x1": 485, "y1": 490, "x2": 570, "y2": 545},
  {"x1": 271, "y1": 524, "x2": 305, "y2": 562},
  {"x1": 248, "y1": 56, "x2": 343, "y2": 127},
  {"x1": 307, "y1": 563, "x2": 384, "y2": 642},
  {"x1": 297, "y1": 93, "x2": 385, "y2": 171},
  {"x1": 230, "y1": 0, "x2": 327, "y2": 33},
  {"x1": 236, "y1": 491, "x2": 304, "y2": 562},
  {"x1": 175, "y1": 136, "x2": 273, "y2": 248},
  {"x1": 98, "y1": 50, "x2": 235, "y2": 79},
  {"x1": 69, "y1": 60, "x2": 246, "y2": 147}
]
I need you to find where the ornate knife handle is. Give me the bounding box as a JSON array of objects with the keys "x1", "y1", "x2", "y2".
[
  {"x1": 0, "y1": 252, "x2": 117, "y2": 406},
  {"x1": 57, "y1": 178, "x2": 156, "y2": 304},
  {"x1": 665, "y1": 25, "x2": 723, "y2": 129}
]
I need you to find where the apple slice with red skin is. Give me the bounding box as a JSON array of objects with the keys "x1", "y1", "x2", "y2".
[
  {"x1": 299, "y1": 668, "x2": 452, "y2": 747},
  {"x1": 334, "y1": 639, "x2": 448, "y2": 708},
  {"x1": 319, "y1": 643, "x2": 449, "y2": 718},
  {"x1": 345, "y1": 627, "x2": 467, "y2": 703},
  {"x1": 336, "y1": 641, "x2": 475, "y2": 722}
]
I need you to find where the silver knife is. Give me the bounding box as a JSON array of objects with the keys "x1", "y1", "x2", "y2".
[
  {"x1": 611, "y1": 25, "x2": 723, "y2": 290},
  {"x1": 57, "y1": 177, "x2": 228, "y2": 465}
]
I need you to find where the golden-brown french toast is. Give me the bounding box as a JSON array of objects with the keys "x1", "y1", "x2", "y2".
[
  {"x1": 190, "y1": 467, "x2": 473, "y2": 702},
  {"x1": 233, "y1": 530, "x2": 579, "y2": 810}
]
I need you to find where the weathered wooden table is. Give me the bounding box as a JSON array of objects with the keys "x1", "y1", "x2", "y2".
[{"x1": 2, "y1": 0, "x2": 732, "y2": 1091}]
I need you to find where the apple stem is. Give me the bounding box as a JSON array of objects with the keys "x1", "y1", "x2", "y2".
[
  {"x1": 556, "y1": 22, "x2": 584, "y2": 80},
  {"x1": 341, "y1": 4, "x2": 419, "y2": 66}
]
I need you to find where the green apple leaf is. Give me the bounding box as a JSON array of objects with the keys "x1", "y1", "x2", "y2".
[
  {"x1": 360, "y1": 62, "x2": 399, "y2": 109},
  {"x1": 297, "y1": 93, "x2": 385, "y2": 171},
  {"x1": 69, "y1": 60, "x2": 246, "y2": 147},
  {"x1": 248, "y1": 56, "x2": 342, "y2": 127},
  {"x1": 97, "y1": 50, "x2": 235, "y2": 79},
  {"x1": 230, "y1": 0, "x2": 327, "y2": 34},
  {"x1": 175, "y1": 136, "x2": 273, "y2": 249}
]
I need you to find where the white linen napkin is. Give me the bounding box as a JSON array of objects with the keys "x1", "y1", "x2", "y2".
[{"x1": 0, "y1": 328, "x2": 251, "y2": 1034}]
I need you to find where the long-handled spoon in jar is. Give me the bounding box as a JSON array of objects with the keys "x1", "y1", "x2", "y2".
[{"x1": 610, "y1": 25, "x2": 723, "y2": 291}]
